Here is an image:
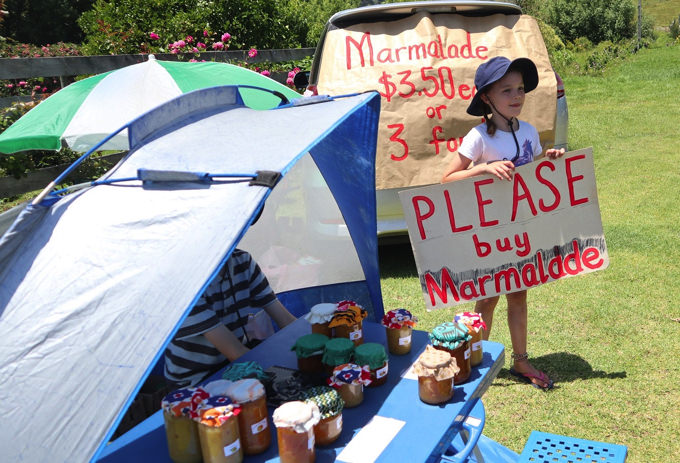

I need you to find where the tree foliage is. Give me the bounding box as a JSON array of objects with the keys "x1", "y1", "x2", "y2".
[
  {"x1": 546, "y1": 0, "x2": 636, "y2": 44},
  {"x1": 78, "y1": 0, "x2": 360, "y2": 55},
  {"x1": 2, "y1": 0, "x2": 94, "y2": 44}
]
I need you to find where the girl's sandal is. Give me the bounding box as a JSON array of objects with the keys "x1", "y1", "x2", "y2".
[{"x1": 510, "y1": 352, "x2": 554, "y2": 390}]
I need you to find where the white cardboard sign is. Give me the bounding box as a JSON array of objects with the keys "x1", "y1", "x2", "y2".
[{"x1": 399, "y1": 148, "x2": 608, "y2": 309}]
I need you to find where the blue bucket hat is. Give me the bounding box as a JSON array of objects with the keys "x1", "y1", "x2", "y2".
[{"x1": 466, "y1": 57, "x2": 539, "y2": 116}]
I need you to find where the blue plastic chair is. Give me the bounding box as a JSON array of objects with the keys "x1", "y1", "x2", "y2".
[{"x1": 518, "y1": 430, "x2": 627, "y2": 463}]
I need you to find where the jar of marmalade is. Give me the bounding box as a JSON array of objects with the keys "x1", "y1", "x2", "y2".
[
  {"x1": 292, "y1": 333, "x2": 330, "y2": 373},
  {"x1": 429, "y1": 321, "x2": 472, "y2": 384},
  {"x1": 329, "y1": 301, "x2": 367, "y2": 346},
  {"x1": 196, "y1": 396, "x2": 243, "y2": 463},
  {"x1": 327, "y1": 363, "x2": 372, "y2": 408},
  {"x1": 224, "y1": 379, "x2": 271, "y2": 455},
  {"x1": 454, "y1": 312, "x2": 487, "y2": 367},
  {"x1": 299, "y1": 386, "x2": 344, "y2": 446},
  {"x1": 413, "y1": 346, "x2": 459, "y2": 405},
  {"x1": 353, "y1": 343, "x2": 389, "y2": 387},
  {"x1": 303, "y1": 303, "x2": 337, "y2": 337},
  {"x1": 161, "y1": 387, "x2": 205, "y2": 463},
  {"x1": 322, "y1": 337, "x2": 355, "y2": 375},
  {"x1": 381, "y1": 308, "x2": 418, "y2": 355},
  {"x1": 272, "y1": 401, "x2": 321, "y2": 463}
]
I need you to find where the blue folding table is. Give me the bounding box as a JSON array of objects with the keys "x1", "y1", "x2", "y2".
[{"x1": 98, "y1": 319, "x2": 515, "y2": 463}]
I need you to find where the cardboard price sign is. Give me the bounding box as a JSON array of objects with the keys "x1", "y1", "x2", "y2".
[
  {"x1": 318, "y1": 13, "x2": 556, "y2": 190},
  {"x1": 398, "y1": 148, "x2": 608, "y2": 310}
]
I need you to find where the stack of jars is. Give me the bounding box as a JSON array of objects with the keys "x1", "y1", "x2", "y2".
[{"x1": 429, "y1": 321, "x2": 472, "y2": 384}]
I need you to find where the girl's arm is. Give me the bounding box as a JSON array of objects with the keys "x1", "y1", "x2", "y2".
[{"x1": 441, "y1": 152, "x2": 515, "y2": 183}]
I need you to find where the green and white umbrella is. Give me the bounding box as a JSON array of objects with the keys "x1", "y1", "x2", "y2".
[{"x1": 0, "y1": 55, "x2": 300, "y2": 154}]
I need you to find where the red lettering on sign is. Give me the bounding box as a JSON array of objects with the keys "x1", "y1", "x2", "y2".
[
  {"x1": 474, "y1": 178, "x2": 498, "y2": 227},
  {"x1": 412, "y1": 195, "x2": 435, "y2": 240},
  {"x1": 387, "y1": 123, "x2": 408, "y2": 161},
  {"x1": 424, "y1": 269, "x2": 460, "y2": 305},
  {"x1": 346, "y1": 32, "x2": 374, "y2": 69},
  {"x1": 511, "y1": 173, "x2": 538, "y2": 221},
  {"x1": 535, "y1": 161, "x2": 561, "y2": 212},
  {"x1": 444, "y1": 190, "x2": 472, "y2": 233},
  {"x1": 566, "y1": 154, "x2": 589, "y2": 206}
]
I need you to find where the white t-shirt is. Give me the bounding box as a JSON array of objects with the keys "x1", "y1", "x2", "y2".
[{"x1": 458, "y1": 120, "x2": 542, "y2": 167}]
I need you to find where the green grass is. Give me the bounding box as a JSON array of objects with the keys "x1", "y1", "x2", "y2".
[
  {"x1": 379, "y1": 41, "x2": 680, "y2": 462},
  {"x1": 643, "y1": 0, "x2": 680, "y2": 28}
]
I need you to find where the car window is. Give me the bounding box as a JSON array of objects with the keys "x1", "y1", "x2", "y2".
[{"x1": 315, "y1": 11, "x2": 556, "y2": 190}]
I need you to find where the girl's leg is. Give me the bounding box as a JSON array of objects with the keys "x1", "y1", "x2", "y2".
[
  {"x1": 474, "y1": 296, "x2": 499, "y2": 341},
  {"x1": 506, "y1": 290, "x2": 552, "y2": 389}
]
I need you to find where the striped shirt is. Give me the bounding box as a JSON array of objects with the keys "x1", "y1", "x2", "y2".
[{"x1": 164, "y1": 249, "x2": 276, "y2": 387}]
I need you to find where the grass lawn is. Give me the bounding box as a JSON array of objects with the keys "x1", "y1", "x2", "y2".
[{"x1": 379, "y1": 40, "x2": 680, "y2": 462}]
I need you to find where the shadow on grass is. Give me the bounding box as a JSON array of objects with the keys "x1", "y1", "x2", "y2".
[
  {"x1": 495, "y1": 351, "x2": 627, "y2": 386},
  {"x1": 378, "y1": 242, "x2": 418, "y2": 278}
]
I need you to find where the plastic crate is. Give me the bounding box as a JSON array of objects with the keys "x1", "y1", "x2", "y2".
[{"x1": 518, "y1": 430, "x2": 627, "y2": 463}]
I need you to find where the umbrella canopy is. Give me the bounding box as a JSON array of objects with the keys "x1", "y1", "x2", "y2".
[{"x1": 0, "y1": 55, "x2": 300, "y2": 153}]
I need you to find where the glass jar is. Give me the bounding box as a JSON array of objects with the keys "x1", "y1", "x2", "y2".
[
  {"x1": 429, "y1": 321, "x2": 472, "y2": 384},
  {"x1": 453, "y1": 312, "x2": 486, "y2": 367},
  {"x1": 197, "y1": 418, "x2": 242, "y2": 463},
  {"x1": 333, "y1": 321, "x2": 364, "y2": 346},
  {"x1": 225, "y1": 379, "x2": 271, "y2": 455},
  {"x1": 354, "y1": 343, "x2": 388, "y2": 388},
  {"x1": 385, "y1": 325, "x2": 412, "y2": 355},
  {"x1": 273, "y1": 401, "x2": 320, "y2": 463},
  {"x1": 381, "y1": 308, "x2": 418, "y2": 355},
  {"x1": 304, "y1": 303, "x2": 337, "y2": 337},
  {"x1": 292, "y1": 333, "x2": 329, "y2": 374},
  {"x1": 196, "y1": 397, "x2": 243, "y2": 463},
  {"x1": 329, "y1": 301, "x2": 367, "y2": 347},
  {"x1": 413, "y1": 346, "x2": 458, "y2": 405},
  {"x1": 161, "y1": 387, "x2": 204, "y2": 463},
  {"x1": 299, "y1": 386, "x2": 344, "y2": 446},
  {"x1": 163, "y1": 411, "x2": 202, "y2": 463},
  {"x1": 337, "y1": 383, "x2": 364, "y2": 408},
  {"x1": 328, "y1": 363, "x2": 370, "y2": 408},
  {"x1": 322, "y1": 337, "x2": 355, "y2": 375}
]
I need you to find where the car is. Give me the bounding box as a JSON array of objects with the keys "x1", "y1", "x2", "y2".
[{"x1": 296, "y1": 1, "x2": 569, "y2": 241}]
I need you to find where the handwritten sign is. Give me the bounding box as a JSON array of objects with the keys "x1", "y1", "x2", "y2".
[
  {"x1": 318, "y1": 13, "x2": 556, "y2": 189},
  {"x1": 398, "y1": 148, "x2": 608, "y2": 310}
]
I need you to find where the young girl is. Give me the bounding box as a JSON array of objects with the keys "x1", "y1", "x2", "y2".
[{"x1": 440, "y1": 56, "x2": 565, "y2": 390}]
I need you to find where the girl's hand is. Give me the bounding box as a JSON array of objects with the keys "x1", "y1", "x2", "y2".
[
  {"x1": 545, "y1": 148, "x2": 566, "y2": 159},
  {"x1": 485, "y1": 160, "x2": 514, "y2": 181}
]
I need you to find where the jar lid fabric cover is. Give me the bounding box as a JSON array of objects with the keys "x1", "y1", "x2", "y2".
[
  {"x1": 272, "y1": 400, "x2": 321, "y2": 432},
  {"x1": 221, "y1": 360, "x2": 269, "y2": 381},
  {"x1": 303, "y1": 303, "x2": 338, "y2": 324},
  {"x1": 162, "y1": 386, "x2": 209, "y2": 419},
  {"x1": 328, "y1": 363, "x2": 372, "y2": 387},
  {"x1": 299, "y1": 385, "x2": 344, "y2": 419},
  {"x1": 354, "y1": 342, "x2": 388, "y2": 369},
  {"x1": 381, "y1": 308, "x2": 418, "y2": 329},
  {"x1": 429, "y1": 321, "x2": 472, "y2": 350},
  {"x1": 453, "y1": 312, "x2": 487, "y2": 333},
  {"x1": 224, "y1": 378, "x2": 265, "y2": 403},
  {"x1": 328, "y1": 300, "x2": 368, "y2": 328},
  {"x1": 291, "y1": 333, "x2": 330, "y2": 358},
  {"x1": 197, "y1": 395, "x2": 241, "y2": 426},
  {"x1": 322, "y1": 337, "x2": 355, "y2": 366},
  {"x1": 414, "y1": 346, "x2": 459, "y2": 381}
]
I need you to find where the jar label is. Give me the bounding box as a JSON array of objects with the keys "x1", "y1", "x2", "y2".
[
  {"x1": 464, "y1": 348, "x2": 471, "y2": 360},
  {"x1": 472, "y1": 341, "x2": 482, "y2": 352},
  {"x1": 349, "y1": 329, "x2": 362, "y2": 341},
  {"x1": 224, "y1": 438, "x2": 241, "y2": 456},
  {"x1": 376, "y1": 364, "x2": 388, "y2": 378},
  {"x1": 337, "y1": 415, "x2": 343, "y2": 429},
  {"x1": 251, "y1": 417, "x2": 268, "y2": 434},
  {"x1": 399, "y1": 335, "x2": 411, "y2": 345},
  {"x1": 308, "y1": 434, "x2": 315, "y2": 450}
]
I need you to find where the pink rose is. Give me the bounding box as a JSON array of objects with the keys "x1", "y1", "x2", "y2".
[
  {"x1": 186, "y1": 35, "x2": 193, "y2": 43},
  {"x1": 212, "y1": 42, "x2": 224, "y2": 50},
  {"x1": 177, "y1": 40, "x2": 186, "y2": 48},
  {"x1": 286, "y1": 77, "x2": 294, "y2": 85},
  {"x1": 260, "y1": 70, "x2": 270, "y2": 77},
  {"x1": 248, "y1": 48, "x2": 258, "y2": 58},
  {"x1": 288, "y1": 71, "x2": 296, "y2": 78},
  {"x1": 18, "y1": 81, "x2": 27, "y2": 87},
  {"x1": 192, "y1": 47, "x2": 199, "y2": 53},
  {"x1": 197, "y1": 42, "x2": 206, "y2": 49},
  {"x1": 149, "y1": 32, "x2": 160, "y2": 40},
  {"x1": 203, "y1": 30, "x2": 209, "y2": 37},
  {"x1": 221, "y1": 32, "x2": 231, "y2": 42}
]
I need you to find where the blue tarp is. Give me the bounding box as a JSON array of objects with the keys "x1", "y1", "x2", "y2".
[{"x1": 0, "y1": 87, "x2": 382, "y2": 462}]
